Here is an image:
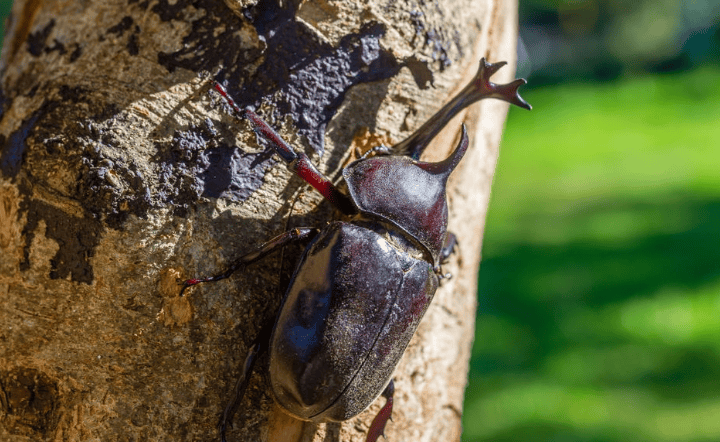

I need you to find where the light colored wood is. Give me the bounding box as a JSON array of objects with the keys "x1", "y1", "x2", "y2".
[{"x1": 0, "y1": 0, "x2": 519, "y2": 440}]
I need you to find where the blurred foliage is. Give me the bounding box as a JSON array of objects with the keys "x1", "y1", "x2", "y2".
[
  {"x1": 518, "y1": 0, "x2": 720, "y2": 86},
  {"x1": 0, "y1": 1, "x2": 9, "y2": 47},
  {"x1": 465, "y1": 3, "x2": 720, "y2": 440},
  {"x1": 463, "y1": 65, "x2": 720, "y2": 441}
]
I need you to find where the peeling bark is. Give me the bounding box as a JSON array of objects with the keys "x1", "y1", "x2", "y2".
[{"x1": 0, "y1": 0, "x2": 519, "y2": 440}]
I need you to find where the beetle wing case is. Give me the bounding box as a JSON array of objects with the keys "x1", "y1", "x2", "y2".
[{"x1": 269, "y1": 221, "x2": 438, "y2": 421}]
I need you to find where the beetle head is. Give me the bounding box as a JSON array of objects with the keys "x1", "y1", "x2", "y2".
[{"x1": 343, "y1": 126, "x2": 468, "y2": 265}]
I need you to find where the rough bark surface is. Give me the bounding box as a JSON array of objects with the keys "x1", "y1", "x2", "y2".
[{"x1": 0, "y1": 0, "x2": 519, "y2": 441}]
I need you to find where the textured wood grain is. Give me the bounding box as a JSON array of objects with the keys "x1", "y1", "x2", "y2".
[{"x1": 0, "y1": 0, "x2": 519, "y2": 440}]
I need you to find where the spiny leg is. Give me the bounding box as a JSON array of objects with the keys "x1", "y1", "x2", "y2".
[
  {"x1": 366, "y1": 380, "x2": 395, "y2": 442},
  {"x1": 180, "y1": 228, "x2": 318, "y2": 440},
  {"x1": 179, "y1": 227, "x2": 319, "y2": 296},
  {"x1": 219, "y1": 342, "x2": 259, "y2": 442},
  {"x1": 212, "y1": 83, "x2": 357, "y2": 216},
  {"x1": 434, "y1": 232, "x2": 458, "y2": 280},
  {"x1": 358, "y1": 144, "x2": 392, "y2": 160},
  {"x1": 394, "y1": 58, "x2": 531, "y2": 160},
  {"x1": 440, "y1": 232, "x2": 457, "y2": 264},
  {"x1": 219, "y1": 317, "x2": 275, "y2": 442}
]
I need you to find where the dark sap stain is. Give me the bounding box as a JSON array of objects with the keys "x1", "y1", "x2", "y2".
[
  {"x1": 228, "y1": 18, "x2": 406, "y2": 155},
  {"x1": 0, "y1": 111, "x2": 42, "y2": 177},
  {"x1": 69, "y1": 114, "x2": 274, "y2": 230},
  {"x1": 57, "y1": 85, "x2": 86, "y2": 102},
  {"x1": 7, "y1": 87, "x2": 108, "y2": 285},
  {"x1": 20, "y1": 198, "x2": 101, "y2": 284},
  {"x1": 27, "y1": 19, "x2": 56, "y2": 56},
  {"x1": 152, "y1": 119, "x2": 276, "y2": 213},
  {"x1": 155, "y1": 0, "x2": 264, "y2": 74},
  {"x1": 27, "y1": 84, "x2": 39, "y2": 98},
  {"x1": 107, "y1": 17, "x2": 140, "y2": 55},
  {"x1": 7, "y1": 0, "x2": 448, "y2": 286},
  {"x1": 45, "y1": 39, "x2": 66, "y2": 55},
  {"x1": 199, "y1": 145, "x2": 275, "y2": 200},
  {"x1": 0, "y1": 368, "x2": 59, "y2": 437},
  {"x1": 0, "y1": 87, "x2": 7, "y2": 122},
  {"x1": 107, "y1": 16, "x2": 134, "y2": 36},
  {"x1": 409, "y1": 9, "x2": 462, "y2": 69},
  {"x1": 69, "y1": 44, "x2": 82, "y2": 62},
  {"x1": 152, "y1": 0, "x2": 188, "y2": 22},
  {"x1": 155, "y1": 0, "x2": 433, "y2": 156},
  {"x1": 127, "y1": 27, "x2": 140, "y2": 55}
]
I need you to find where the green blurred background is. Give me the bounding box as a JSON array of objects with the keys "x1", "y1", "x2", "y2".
[
  {"x1": 1, "y1": 0, "x2": 718, "y2": 440},
  {"x1": 465, "y1": 1, "x2": 720, "y2": 441}
]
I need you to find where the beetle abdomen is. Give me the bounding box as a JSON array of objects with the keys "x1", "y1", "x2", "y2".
[{"x1": 269, "y1": 221, "x2": 438, "y2": 422}]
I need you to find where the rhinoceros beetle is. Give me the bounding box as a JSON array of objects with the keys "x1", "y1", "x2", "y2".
[{"x1": 181, "y1": 58, "x2": 530, "y2": 442}]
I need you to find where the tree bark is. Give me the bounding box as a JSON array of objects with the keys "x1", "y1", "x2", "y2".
[{"x1": 0, "y1": 0, "x2": 519, "y2": 441}]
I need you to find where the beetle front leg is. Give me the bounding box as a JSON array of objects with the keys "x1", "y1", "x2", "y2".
[
  {"x1": 395, "y1": 58, "x2": 531, "y2": 160},
  {"x1": 179, "y1": 227, "x2": 319, "y2": 296},
  {"x1": 366, "y1": 380, "x2": 395, "y2": 442},
  {"x1": 212, "y1": 83, "x2": 357, "y2": 216}
]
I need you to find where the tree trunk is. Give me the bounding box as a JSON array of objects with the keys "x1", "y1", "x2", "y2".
[{"x1": 0, "y1": 0, "x2": 519, "y2": 441}]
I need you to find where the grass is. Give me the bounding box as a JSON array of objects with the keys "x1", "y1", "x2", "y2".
[{"x1": 463, "y1": 66, "x2": 720, "y2": 442}]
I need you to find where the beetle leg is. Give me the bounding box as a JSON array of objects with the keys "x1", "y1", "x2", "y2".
[
  {"x1": 218, "y1": 342, "x2": 259, "y2": 442},
  {"x1": 218, "y1": 316, "x2": 275, "y2": 442},
  {"x1": 358, "y1": 144, "x2": 392, "y2": 160},
  {"x1": 433, "y1": 232, "x2": 457, "y2": 280},
  {"x1": 394, "y1": 58, "x2": 531, "y2": 160},
  {"x1": 179, "y1": 227, "x2": 319, "y2": 296},
  {"x1": 212, "y1": 82, "x2": 357, "y2": 216},
  {"x1": 366, "y1": 380, "x2": 395, "y2": 442},
  {"x1": 440, "y1": 232, "x2": 457, "y2": 264}
]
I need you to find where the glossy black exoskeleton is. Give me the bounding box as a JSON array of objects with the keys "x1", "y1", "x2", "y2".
[{"x1": 181, "y1": 58, "x2": 530, "y2": 442}]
